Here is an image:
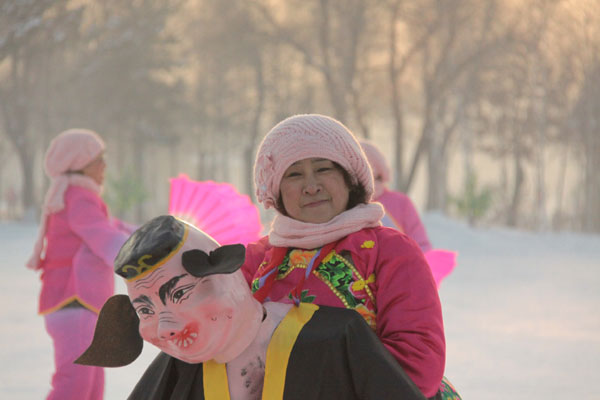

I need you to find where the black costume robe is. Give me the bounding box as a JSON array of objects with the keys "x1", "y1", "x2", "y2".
[{"x1": 128, "y1": 303, "x2": 426, "y2": 400}]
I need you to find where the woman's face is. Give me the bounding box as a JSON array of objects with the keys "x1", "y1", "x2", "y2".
[
  {"x1": 373, "y1": 173, "x2": 385, "y2": 199},
  {"x1": 279, "y1": 158, "x2": 350, "y2": 224},
  {"x1": 81, "y1": 153, "x2": 106, "y2": 185}
]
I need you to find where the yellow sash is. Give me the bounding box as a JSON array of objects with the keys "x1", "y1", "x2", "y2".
[{"x1": 203, "y1": 303, "x2": 318, "y2": 400}]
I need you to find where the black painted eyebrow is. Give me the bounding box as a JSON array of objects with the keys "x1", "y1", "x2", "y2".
[
  {"x1": 132, "y1": 295, "x2": 154, "y2": 307},
  {"x1": 158, "y1": 274, "x2": 187, "y2": 305}
]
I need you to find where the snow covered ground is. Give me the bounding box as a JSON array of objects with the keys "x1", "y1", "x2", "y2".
[{"x1": 1, "y1": 213, "x2": 599, "y2": 399}]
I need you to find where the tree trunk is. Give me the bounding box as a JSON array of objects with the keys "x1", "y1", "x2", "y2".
[
  {"x1": 245, "y1": 54, "x2": 266, "y2": 199},
  {"x1": 388, "y1": 0, "x2": 404, "y2": 189},
  {"x1": 552, "y1": 142, "x2": 568, "y2": 230},
  {"x1": 403, "y1": 93, "x2": 432, "y2": 193},
  {"x1": 507, "y1": 151, "x2": 524, "y2": 227},
  {"x1": 318, "y1": 0, "x2": 347, "y2": 123},
  {"x1": 582, "y1": 128, "x2": 600, "y2": 232},
  {"x1": 533, "y1": 62, "x2": 548, "y2": 231},
  {"x1": 1, "y1": 49, "x2": 36, "y2": 218},
  {"x1": 16, "y1": 145, "x2": 36, "y2": 219},
  {"x1": 425, "y1": 131, "x2": 447, "y2": 211},
  {"x1": 133, "y1": 128, "x2": 146, "y2": 222}
]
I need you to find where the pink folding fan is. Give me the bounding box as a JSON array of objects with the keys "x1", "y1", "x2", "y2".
[
  {"x1": 423, "y1": 249, "x2": 457, "y2": 289},
  {"x1": 168, "y1": 174, "x2": 263, "y2": 246}
]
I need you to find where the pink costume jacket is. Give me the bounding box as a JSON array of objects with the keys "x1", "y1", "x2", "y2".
[
  {"x1": 242, "y1": 226, "x2": 445, "y2": 398},
  {"x1": 376, "y1": 189, "x2": 432, "y2": 252},
  {"x1": 38, "y1": 186, "x2": 133, "y2": 315}
]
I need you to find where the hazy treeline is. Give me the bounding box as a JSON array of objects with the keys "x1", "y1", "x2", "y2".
[{"x1": 1, "y1": 0, "x2": 599, "y2": 232}]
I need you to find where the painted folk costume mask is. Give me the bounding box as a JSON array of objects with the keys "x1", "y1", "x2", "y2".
[{"x1": 76, "y1": 215, "x2": 261, "y2": 366}]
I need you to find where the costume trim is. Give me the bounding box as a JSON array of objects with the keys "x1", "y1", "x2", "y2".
[
  {"x1": 38, "y1": 295, "x2": 99, "y2": 315},
  {"x1": 202, "y1": 303, "x2": 318, "y2": 400},
  {"x1": 263, "y1": 303, "x2": 318, "y2": 398},
  {"x1": 203, "y1": 359, "x2": 231, "y2": 400},
  {"x1": 334, "y1": 252, "x2": 377, "y2": 307},
  {"x1": 124, "y1": 224, "x2": 189, "y2": 282}
]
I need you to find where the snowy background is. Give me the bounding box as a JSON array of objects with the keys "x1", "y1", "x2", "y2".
[{"x1": 1, "y1": 213, "x2": 599, "y2": 399}]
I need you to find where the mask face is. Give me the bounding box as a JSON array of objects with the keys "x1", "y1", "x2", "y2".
[{"x1": 126, "y1": 258, "x2": 248, "y2": 363}]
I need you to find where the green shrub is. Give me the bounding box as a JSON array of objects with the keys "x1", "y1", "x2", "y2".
[
  {"x1": 451, "y1": 172, "x2": 493, "y2": 225},
  {"x1": 104, "y1": 172, "x2": 147, "y2": 220}
]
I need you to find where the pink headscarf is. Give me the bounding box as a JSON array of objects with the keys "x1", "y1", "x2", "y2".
[
  {"x1": 254, "y1": 114, "x2": 375, "y2": 208},
  {"x1": 253, "y1": 114, "x2": 383, "y2": 249},
  {"x1": 359, "y1": 140, "x2": 390, "y2": 199},
  {"x1": 26, "y1": 129, "x2": 105, "y2": 270}
]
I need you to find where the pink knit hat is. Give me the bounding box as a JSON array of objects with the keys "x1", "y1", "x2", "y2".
[
  {"x1": 359, "y1": 140, "x2": 391, "y2": 185},
  {"x1": 44, "y1": 129, "x2": 105, "y2": 178},
  {"x1": 254, "y1": 114, "x2": 374, "y2": 209}
]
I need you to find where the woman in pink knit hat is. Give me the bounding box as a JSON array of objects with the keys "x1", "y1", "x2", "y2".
[
  {"x1": 27, "y1": 129, "x2": 135, "y2": 400},
  {"x1": 243, "y1": 114, "x2": 456, "y2": 399},
  {"x1": 360, "y1": 140, "x2": 432, "y2": 252}
]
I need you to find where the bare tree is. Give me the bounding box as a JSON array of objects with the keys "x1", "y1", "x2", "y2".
[
  {"x1": 385, "y1": 0, "x2": 438, "y2": 190},
  {"x1": 400, "y1": 0, "x2": 513, "y2": 210},
  {"x1": 185, "y1": 0, "x2": 270, "y2": 195},
  {"x1": 73, "y1": 0, "x2": 183, "y2": 220},
  {"x1": 571, "y1": 63, "x2": 600, "y2": 232},
  {"x1": 250, "y1": 0, "x2": 374, "y2": 129},
  {"x1": 0, "y1": 0, "x2": 82, "y2": 216}
]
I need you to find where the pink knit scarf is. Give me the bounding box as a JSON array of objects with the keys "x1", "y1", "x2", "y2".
[
  {"x1": 268, "y1": 202, "x2": 384, "y2": 249},
  {"x1": 26, "y1": 174, "x2": 102, "y2": 270}
]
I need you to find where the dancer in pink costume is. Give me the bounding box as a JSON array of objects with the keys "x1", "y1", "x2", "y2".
[
  {"x1": 359, "y1": 140, "x2": 432, "y2": 252},
  {"x1": 243, "y1": 114, "x2": 461, "y2": 399},
  {"x1": 360, "y1": 140, "x2": 457, "y2": 289},
  {"x1": 27, "y1": 129, "x2": 135, "y2": 400}
]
